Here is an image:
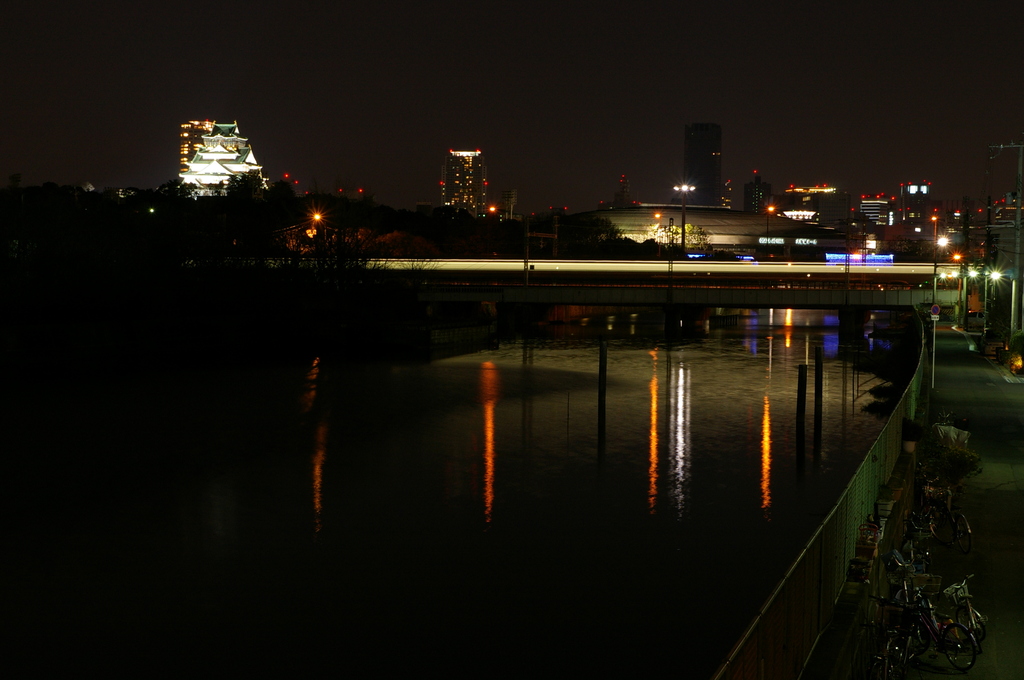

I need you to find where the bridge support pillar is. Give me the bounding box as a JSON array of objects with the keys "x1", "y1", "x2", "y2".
[
  {"x1": 838, "y1": 306, "x2": 870, "y2": 342},
  {"x1": 497, "y1": 303, "x2": 560, "y2": 336},
  {"x1": 664, "y1": 305, "x2": 710, "y2": 340}
]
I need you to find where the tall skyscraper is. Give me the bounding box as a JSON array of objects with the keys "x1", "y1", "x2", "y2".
[
  {"x1": 743, "y1": 172, "x2": 772, "y2": 212},
  {"x1": 683, "y1": 123, "x2": 722, "y2": 207},
  {"x1": 897, "y1": 182, "x2": 934, "y2": 227},
  {"x1": 179, "y1": 121, "x2": 263, "y2": 195},
  {"x1": 441, "y1": 150, "x2": 487, "y2": 215},
  {"x1": 500, "y1": 189, "x2": 518, "y2": 220},
  {"x1": 179, "y1": 120, "x2": 214, "y2": 173}
]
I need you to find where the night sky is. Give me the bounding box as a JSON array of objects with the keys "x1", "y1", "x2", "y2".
[{"x1": 4, "y1": 0, "x2": 1022, "y2": 213}]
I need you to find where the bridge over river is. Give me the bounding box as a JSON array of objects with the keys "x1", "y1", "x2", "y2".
[{"x1": 406, "y1": 258, "x2": 958, "y2": 335}]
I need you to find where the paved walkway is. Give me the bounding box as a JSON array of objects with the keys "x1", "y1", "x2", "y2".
[{"x1": 911, "y1": 325, "x2": 1024, "y2": 679}]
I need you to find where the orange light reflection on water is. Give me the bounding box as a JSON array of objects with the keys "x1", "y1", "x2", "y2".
[
  {"x1": 761, "y1": 394, "x2": 772, "y2": 516},
  {"x1": 300, "y1": 357, "x2": 320, "y2": 414},
  {"x1": 313, "y1": 418, "x2": 327, "y2": 535},
  {"x1": 480, "y1": 362, "x2": 501, "y2": 524},
  {"x1": 648, "y1": 350, "x2": 659, "y2": 513},
  {"x1": 303, "y1": 356, "x2": 328, "y2": 536}
]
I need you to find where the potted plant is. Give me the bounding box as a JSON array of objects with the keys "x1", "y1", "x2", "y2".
[
  {"x1": 902, "y1": 418, "x2": 924, "y2": 453},
  {"x1": 918, "y1": 433, "x2": 982, "y2": 488}
]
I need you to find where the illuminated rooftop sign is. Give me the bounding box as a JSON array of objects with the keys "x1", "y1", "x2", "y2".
[
  {"x1": 759, "y1": 237, "x2": 818, "y2": 245},
  {"x1": 786, "y1": 186, "x2": 836, "y2": 194}
]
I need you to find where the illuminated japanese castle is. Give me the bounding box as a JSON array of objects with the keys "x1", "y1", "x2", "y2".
[{"x1": 179, "y1": 121, "x2": 263, "y2": 195}]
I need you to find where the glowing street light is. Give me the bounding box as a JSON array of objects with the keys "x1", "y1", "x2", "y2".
[
  {"x1": 933, "y1": 235, "x2": 949, "y2": 304},
  {"x1": 673, "y1": 184, "x2": 694, "y2": 258},
  {"x1": 306, "y1": 212, "x2": 323, "y2": 238}
]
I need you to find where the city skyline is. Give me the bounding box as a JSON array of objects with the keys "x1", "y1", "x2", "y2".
[{"x1": 3, "y1": 1, "x2": 1021, "y2": 214}]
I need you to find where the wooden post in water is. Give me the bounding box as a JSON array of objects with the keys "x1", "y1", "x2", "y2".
[
  {"x1": 814, "y1": 346, "x2": 823, "y2": 456},
  {"x1": 598, "y1": 337, "x2": 607, "y2": 459},
  {"x1": 797, "y1": 364, "x2": 807, "y2": 460}
]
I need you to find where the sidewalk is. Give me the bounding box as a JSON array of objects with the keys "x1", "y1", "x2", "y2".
[{"x1": 913, "y1": 325, "x2": 1024, "y2": 679}]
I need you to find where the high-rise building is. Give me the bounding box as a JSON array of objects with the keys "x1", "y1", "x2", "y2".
[
  {"x1": 897, "y1": 182, "x2": 935, "y2": 227},
  {"x1": 179, "y1": 120, "x2": 215, "y2": 173},
  {"x1": 179, "y1": 121, "x2": 263, "y2": 195},
  {"x1": 683, "y1": 123, "x2": 722, "y2": 207},
  {"x1": 859, "y1": 193, "x2": 894, "y2": 226},
  {"x1": 500, "y1": 189, "x2": 518, "y2": 220},
  {"x1": 441, "y1": 150, "x2": 487, "y2": 215},
  {"x1": 612, "y1": 174, "x2": 634, "y2": 207},
  {"x1": 743, "y1": 172, "x2": 772, "y2": 212}
]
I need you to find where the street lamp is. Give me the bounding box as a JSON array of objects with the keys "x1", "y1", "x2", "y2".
[
  {"x1": 984, "y1": 271, "x2": 1002, "y2": 336},
  {"x1": 654, "y1": 213, "x2": 663, "y2": 256},
  {"x1": 766, "y1": 205, "x2": 776, "y2": 255},
  {"x1": 673, "y1": 184, "x2": 694, "y2": 258},
  {"x1": 306, "y1": 212, "x2": 322, "y2": 238},
  {"x1": 933, "y1": 236, "x2": 949, "y2": 304}
]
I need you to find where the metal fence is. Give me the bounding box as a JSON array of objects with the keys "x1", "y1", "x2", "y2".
[{"x1": 710, "y1": 318, "x2": 925, "y2": 680}]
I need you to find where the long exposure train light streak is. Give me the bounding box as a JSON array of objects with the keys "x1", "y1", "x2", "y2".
[{"x1": 380, "y1": 258, "x2": 951, "y2": 281}]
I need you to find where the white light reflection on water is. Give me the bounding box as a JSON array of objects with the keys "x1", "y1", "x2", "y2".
[{"x1": 669, "y1": 356, "x2": 691, "y2": 518}]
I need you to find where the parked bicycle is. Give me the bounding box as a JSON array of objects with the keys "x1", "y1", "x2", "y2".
[
  {"x1": 862, "y1": 620, "x2": 911, "y2": 680},
  {"x1": 936, "y1": 408, "x2": 970, "y2": 431},
  {"x1": 944, "y1": 574, "x2": 987, "y2": 647},
  {"x1": 920, "y1": 484, "x2": 972, "y2": 553},
  {"x1": 900, "y1": 512, "x2": 932, "y2": 573},
  {"x1": 895, "y1": 586, "x2": 979, "y2": 671}
]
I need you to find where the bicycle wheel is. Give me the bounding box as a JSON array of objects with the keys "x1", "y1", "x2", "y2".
[
  {"x1": 867, "y1": 655, "x2": 888, "y2": 680},
  {"x1": 885, "y1": 634, "x2": 910, "y2": 679},
  {"x1": 906, "y1": 620, "x2": 930, "y2": 657},
  {"x1": 955, "y1": 604, "x2": 987, "y2": 642},
  {"x1": 928, "y1": 507, "x2": 954, "y2": 545},
  {"x1": 954, "y1": 514, "x2": 972, "y2": 553},
  {"x1": 940, "y1": 622, "x2": 977, "y2": 671}
]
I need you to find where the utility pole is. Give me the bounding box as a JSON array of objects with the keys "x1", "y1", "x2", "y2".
[
  {"x1": 961, "y1": 196, "x2": 971, "y2": 330},
  {"x1": 990, "y1": 138, "x2": 1024, "y2": 335}
]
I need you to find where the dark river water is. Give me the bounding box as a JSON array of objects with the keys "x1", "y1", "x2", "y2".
[{"x1": 6, "y1": 309, "x2": 895, "y2": 675}]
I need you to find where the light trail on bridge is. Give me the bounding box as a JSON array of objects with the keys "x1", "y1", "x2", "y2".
[{"x1": 382, "y1": 258, "x2": 955, "y2": 287}]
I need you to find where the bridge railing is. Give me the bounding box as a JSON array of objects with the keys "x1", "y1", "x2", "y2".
[{"x1": 709, "y1": 316, "x2": 925, "y2": 680}]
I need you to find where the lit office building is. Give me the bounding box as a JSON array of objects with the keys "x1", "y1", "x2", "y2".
[
  {"x1": 779, "y1": 185, "x2": 851, "y2": 225},
  {"x1": 859, "y1": 193, "x2": 894, "y2": 226},
  {"x1": 441, "y1": 150, "x2": 487, "y2": 215},
  {"x1": 743, "y1": 172, "x2": 772, "y2": 212},
  {"x1": 179, "y1": 120, "x2": 215, "y2": 173},
  {"x1": 897, "y1": 182, "x2": 934, "y2": 227},
  {"x1": 683, "y1": 123, "x2": 723, "y2": 207},
  {"x1": 179, "y1": 121, "x2": 263, "y2": 195}
]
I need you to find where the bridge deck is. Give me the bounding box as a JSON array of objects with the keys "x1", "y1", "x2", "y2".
[{"x1": 418, "y1": 284, "x2": 953, "y2": 309}]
